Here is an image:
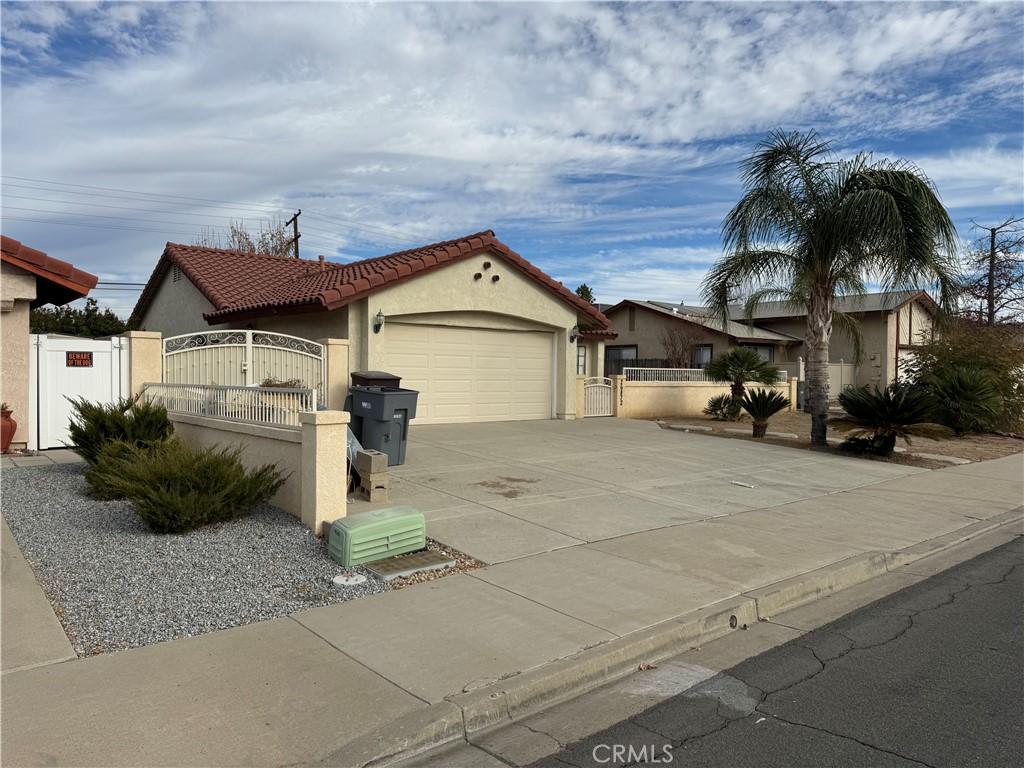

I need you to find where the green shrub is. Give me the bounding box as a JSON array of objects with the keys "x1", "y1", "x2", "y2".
[
  {"x1": 96, "y1": 439, "x2": 286, "y2": 533},
  {"x1": 906, "y1": 323, "x2": 1024, "y2": 433},
  {"x1": 85, "y1": 440, "x2": 138, "y2": 500},
  {"x1": 831, "y1": 384, "x2": 950, "y2": 456},
  {"x1": 927, "y1": 367, "x2": 1001, "y2": 435},
  {"x1": 704, "y1": 394, "x2": 742, "y2": 421},
  {"x1": 740, "y1": 388, "x2": 790, "y2": 437},
  {"x1": 67, "y1": 396, "x2": 173, "y2": 464}
]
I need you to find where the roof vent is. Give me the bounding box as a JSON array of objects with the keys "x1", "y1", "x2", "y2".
[{"x1": 172, "y1": 265, "x2": 182, "y2": 282}]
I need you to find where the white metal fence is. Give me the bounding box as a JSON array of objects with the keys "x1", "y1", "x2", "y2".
[
  {"x1": 583, "y1": 377, "x2": 614, "y2": 417},
  {"x1": 162, "y1": 330, "x2": 325, "y2": 405},
  {"x1": 141, "y1": 383, "x2": 317, "y2": 428},
  {"x1": 623, "y1": 367, "x2": 789, "y2": 384}
]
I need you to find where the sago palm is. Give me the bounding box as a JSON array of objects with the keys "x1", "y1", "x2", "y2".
[
  {"x1": 701, "y1": 131, "x2": 959, "y2": 446},
  {"x1": 830, "y1": 384, "x2": 951, "y2": 456},
  {"x1": 704, "y1": 347, "x2": 780, "y2": 401}
]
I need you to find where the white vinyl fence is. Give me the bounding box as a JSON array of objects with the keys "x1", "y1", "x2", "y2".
[{"x1": 141, "y1": 383, "x2": 317, "y2": 428}]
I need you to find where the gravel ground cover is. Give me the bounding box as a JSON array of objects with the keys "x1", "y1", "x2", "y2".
[{"x1": 1, "y1": 463, "x2": 390, "y2": 656}]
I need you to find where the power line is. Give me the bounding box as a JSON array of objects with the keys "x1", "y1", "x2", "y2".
[
  {"x1": 2, "y1": 189, "x2": 394, "y2": 244},
  {"x1": 1, "y1": 175, "x2": 422, "y2": 243}
]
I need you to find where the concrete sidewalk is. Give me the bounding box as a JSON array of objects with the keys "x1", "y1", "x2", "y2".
[{"x1": 1, "y1": 450, "x2": 1021, "y2": 767}]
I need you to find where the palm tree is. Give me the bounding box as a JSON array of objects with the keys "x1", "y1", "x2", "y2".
[
  {"x1": 705, "y1": 347, "x2": 780, "y2": 401},
  {"x1": 702, "y1": 131, "x2": 959, "y2": 446}
]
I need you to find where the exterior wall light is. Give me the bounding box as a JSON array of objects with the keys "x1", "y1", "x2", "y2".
[
  {"x1": 569, "y1": 324, "x2": 580, "y2": 343},
  {"x1": 373, "y1": 309, "x2": 386, "y2": 334}
]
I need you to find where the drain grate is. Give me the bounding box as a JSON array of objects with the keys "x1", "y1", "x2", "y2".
[{"x1": 366, "y1": 549, "x2": 455, "y2": 581}]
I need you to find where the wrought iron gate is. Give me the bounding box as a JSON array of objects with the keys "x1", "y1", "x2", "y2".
[
  {"x1": 583, "y1": 377, "x2": 613, "y2": 417},
  {"x1": 162, "y1": 330, "x2": 325, "y2": 404}
]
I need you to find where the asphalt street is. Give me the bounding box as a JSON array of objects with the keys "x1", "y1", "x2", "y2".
[{"x1": 534, "y1": 538, "x2": 1024, "y2": 768}]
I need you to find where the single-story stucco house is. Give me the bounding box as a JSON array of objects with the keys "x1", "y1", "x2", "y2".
[
  {"x1": 1, "y1": 235, "x2": 98, "y2": 450},
  {"x1": 604, "y1": 290, "x2": 938, "y2": 388},
  {"x1": 129, "y1": 230, "x2": 616, "y2": 424}
]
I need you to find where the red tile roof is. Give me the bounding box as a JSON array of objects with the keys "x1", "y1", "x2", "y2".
[
  {"x1": 131, "y1": 231, "x2": 614, "y2": 335},
  {"x1": 1, "y1": 235, "x2": 98, "y2": 307},
  {"x1": 129, "y1": 243, "x2": 337, "y2": 326}
]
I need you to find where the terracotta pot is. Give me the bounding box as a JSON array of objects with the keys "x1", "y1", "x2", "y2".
[
  {"x1": 1, "y1": 409, "x2": 16, "y2": 454},
  {"x1": 752, "y1": 420, "x2": 768, "y2": 439}
]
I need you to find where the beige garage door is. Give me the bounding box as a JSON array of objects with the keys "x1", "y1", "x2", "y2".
[{"x1": 381, "y1": 323, "x2": 553, "y2": 424}]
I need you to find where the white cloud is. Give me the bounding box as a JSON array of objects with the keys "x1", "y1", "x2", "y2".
[{"x1": 1, "y1": 0, "x2": 1021, "y2": 317}]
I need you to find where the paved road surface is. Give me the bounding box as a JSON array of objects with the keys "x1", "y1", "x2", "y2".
[{"x1": 533, "y1": 538, "x2": 1023, "y2": 768}]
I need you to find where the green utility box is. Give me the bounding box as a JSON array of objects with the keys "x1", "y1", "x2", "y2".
[{"x1": 328, "y1": 506, "x2": 426, "y2": 567}]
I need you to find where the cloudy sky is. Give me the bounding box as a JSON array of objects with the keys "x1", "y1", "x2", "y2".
[{"x1": 2, "y1": 1, "x2": 1022, "y2": 317}]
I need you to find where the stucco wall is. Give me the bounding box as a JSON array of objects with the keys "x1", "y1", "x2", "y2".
[
  {"x1": 1, "y1": 301, "x2": 31, "y2": 448},
  {"x1": 605, "y1": 305, "x2": 730, "y2": 360},
  {"x1": 617, "y1": 379, "x2": 797, "y2": 420},
  {"x1": 168, "y1": 411, "x2": 349, "y2": 532},
  {"x1": 363, "y1": 253, "x2": 579, "y2": 419},
  {"x1": 137, "y1": 270, "x2": 230, "y2": 337},
  {"x1": 1, "y1": 262, "x2": 36, "y2": 448}
]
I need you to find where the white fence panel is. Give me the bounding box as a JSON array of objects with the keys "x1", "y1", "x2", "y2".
[
  {"x1": 141, "y1": 383, "x2": 316, "y2": 428},
  {"x1": 623, "y1": 367, "x2": 788, "y2": 384},
  {"x1": 583, "y1": 377, "x2": 613, "y2": 417},
  {"x1": 163, "y1": 330, "x2": 325, "y2": 403},
  {"x1": 29, "y1": 334, "x2": 129, "y2": 450}
]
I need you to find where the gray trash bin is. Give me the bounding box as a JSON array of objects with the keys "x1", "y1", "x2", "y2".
[{"x1": 346, "y1": 385, "x2": 419, "y2": 466}]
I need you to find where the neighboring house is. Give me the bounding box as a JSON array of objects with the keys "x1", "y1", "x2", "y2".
[
  {"x1": 130, "y1": 230, "x2": 616, "y2": 425},
  {"x1": 1, "y1": 235, "x2": 98, "y2": 450},
  {"x1": 603, "y1": 291, "x2": 938, "y2": 388},
  {"x1": 602, "y1": 299, "x2": 802, "y2": 372}
]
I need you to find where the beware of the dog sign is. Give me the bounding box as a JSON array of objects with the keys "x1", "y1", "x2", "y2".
[{"x1": 66, "y1": 351, "x2": 94, "y2": 368}]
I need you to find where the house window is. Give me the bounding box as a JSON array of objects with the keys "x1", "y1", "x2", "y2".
[
  {"x1": 605, "y1": 345, "x2": 638, "y2": 375},
  {"x1": 577, "y1": 344, "x2": 587, "y2": 375},
  {"x1": 692, "y1": 344, "x2": 713, "y2": 367},
  {"x1": 628, "y1": 306, "x2": 636, "y2": 332},
  {"x1": 740, "y1": 344, "x2": 774, "y2": 362}
]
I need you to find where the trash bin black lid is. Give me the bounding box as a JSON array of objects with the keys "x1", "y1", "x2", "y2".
[{"x1": 351, "y1": 371, "x2": 402, "y2": 381}]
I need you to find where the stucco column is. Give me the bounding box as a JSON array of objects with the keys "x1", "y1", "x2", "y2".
[
  {"x1": 556, "y1": 328, "x2": 575, "y2": 420},
  {"x1": 122, "y1": 331, "x2": 162, "y2": 396},
  {"x1": 575, "y1": 375, "x2": 585, "y2": 417},
  {"x1": 611, "y1": 375, "x2": 625, "y2": 418},
  {"x1": 299, "y1": 410, "x2": 349, "y2": 534},
  {"x1": 318, "y1": 338, "x2": 351, "y2": 410}
]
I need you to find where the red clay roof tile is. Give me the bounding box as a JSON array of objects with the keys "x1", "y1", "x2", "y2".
[
  {"x1": 129, "y1": 231, "x2": 613, "y2": 336},
  {"x1": 1, "y1": 235, "x2": 97, "y2": 307}
]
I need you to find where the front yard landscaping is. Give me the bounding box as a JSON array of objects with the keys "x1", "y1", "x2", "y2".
[
  {"x1": 1, "y1": 463, "x2": 388, "y2": 656},
  {"x1": 667, "y1": 410, "x2": 1023, "y2": 465}
]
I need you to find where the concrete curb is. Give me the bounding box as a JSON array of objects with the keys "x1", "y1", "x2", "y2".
[{"x1": 319, "y1": 510, "x2": 1024, "y2": 768}]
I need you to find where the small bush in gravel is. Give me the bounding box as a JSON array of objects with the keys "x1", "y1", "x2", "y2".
[
  {"x1": 704, "y1": 394, "x2": 742, "y2": 421},
  {"x1": 99, "y1": 438, "x2": 287, "y2": 533},
  {"x1": 67, "y1": 396, "x2": 173, "y2": 464},
  {"x1": 85, "y1": 440, "x2": 137, "y2": 499}
]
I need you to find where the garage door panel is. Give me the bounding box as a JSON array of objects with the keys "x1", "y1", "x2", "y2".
[{"x1": 382, "y1": 323, "x2": 552, "y2": 424}]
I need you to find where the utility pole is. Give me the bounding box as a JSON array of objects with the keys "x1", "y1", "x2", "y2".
[
  {"x1": 284, "y1": 210, "x2": 302, "y2": 259},
  {"x1": 986, "y1": 224, "x2": 997, "y2": 326}
]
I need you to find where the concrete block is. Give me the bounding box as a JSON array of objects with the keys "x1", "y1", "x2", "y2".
[
  {"x1": 360, "y1": 472, "x2": 391, "y2": 491},
  {"x1": 357, "y1": 449, "x2": 388, "y2": 475},
  {"x1": 363, "y1": 486, "x2": 389, "y2": 503}
]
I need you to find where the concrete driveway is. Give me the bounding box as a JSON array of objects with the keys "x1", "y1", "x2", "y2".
[{"x1": 349, "y1": 418, "x2": 926, "y2": 565}]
